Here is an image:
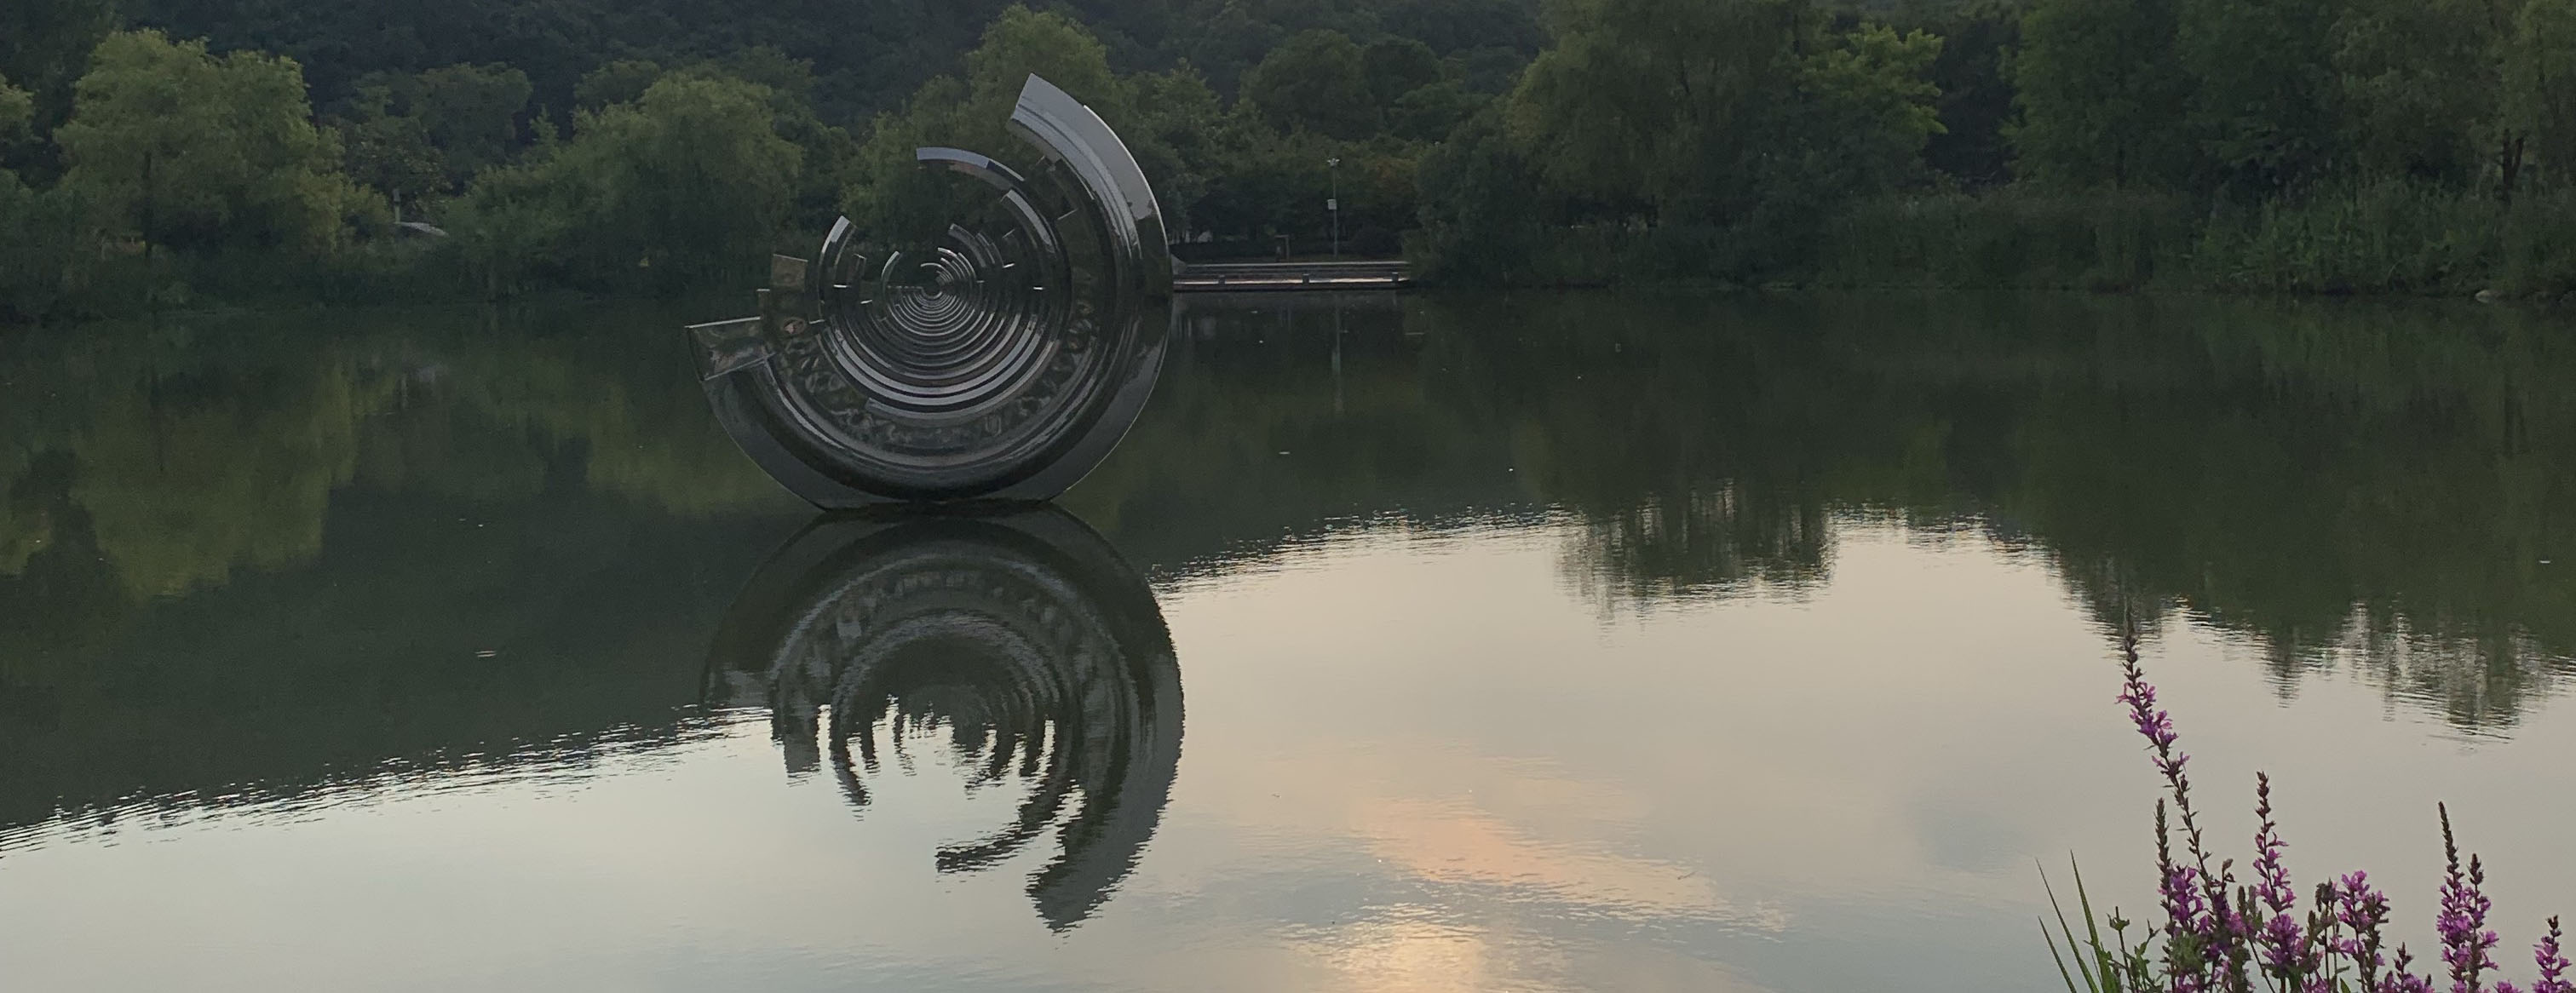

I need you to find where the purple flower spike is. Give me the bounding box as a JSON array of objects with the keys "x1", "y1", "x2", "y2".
[
  {"x1": 2389, "y1": 946, "x2": 2435, "y2": 993},
  {"x1": 2534, "y1": 917, "x2": 2571, "y2": 993},
  {"x1": 2116, "y1": 626, "x2": 2231, "y2": 975},
  {"x1": 2251, "y1": 773, "x2": 2313, "y2": 982},
  {"x1": 2437, "y1": 806, "x2": 2499, "y2": 993},
  {"x1": 2339, "y1": 872, "x2": 2397, "y2": 989}
]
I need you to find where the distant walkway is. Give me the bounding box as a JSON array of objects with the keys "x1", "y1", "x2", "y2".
[{"x1": 1175, "y1": 260, "x2": 1412, "y2": 292}]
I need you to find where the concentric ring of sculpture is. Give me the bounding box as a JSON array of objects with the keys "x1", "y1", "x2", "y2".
[{"x1": 688, "y1": 75, "x2": 1172, "y2": 506}]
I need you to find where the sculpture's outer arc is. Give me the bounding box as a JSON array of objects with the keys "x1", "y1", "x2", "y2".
[{"x1": 690, "y1": 75, "x2": 1172, "y2": 508}]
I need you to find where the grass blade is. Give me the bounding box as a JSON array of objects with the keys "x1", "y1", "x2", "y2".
[{"x1": 2041, "y1": 863, "x2": 2107, "y2": 993}]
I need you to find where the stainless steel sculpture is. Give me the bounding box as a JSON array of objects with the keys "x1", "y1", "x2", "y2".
[
  {"x1": 688, "y1": 75, "x2": 1173, "y2": 506},
  {"x1": 704, "y1": 507, "x2": 1181, "y2": 928}
]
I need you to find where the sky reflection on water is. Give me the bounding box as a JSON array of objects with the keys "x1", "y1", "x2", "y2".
[{"x1": 3, "y1": 292, "x2": 2576, "y2": 990}]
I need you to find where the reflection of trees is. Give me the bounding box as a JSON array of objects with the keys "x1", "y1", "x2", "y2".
[
  {"x1": 1068, "y1": 291, "x2": 2576, "y2": 730},
  {"x1": 1064, "y1": 293, "x2": 1529, "y2": 573},
  {"x1": 72, "y1": 354, "x2": 378, "y2": 598},
  {"x1": 0, "y1": 305, "x2": 803, "y2": 810},
  {"x1": 0, "y1": 463, "x2": 796, "y2": 843},
  {"x1": 1561, "y1": 486, "x2": 1832, "y2": 602},
  {"x1": 706, "y1": 508, "x2": 1180, "y2": 929},
  {"x1": 0, "y1": 452, "x2": 131, "y2": 674},
  {"x1": 1446, "y1": 293, "x2": 2576, "y2": 728},
  {"x1": 0, "y1": 327, "x2": 384, "y2": 600},
  {"x1": 4, "y1": 284, "x2": 2574, "y2": 772},
  {"x1": 0, "y1": 451, "x2": 44, "y2": 576},
  {"x1": 427, "y1": 317, "x2": 785, "y2": 515},
  {"x1": 0, "y1": 304, "x2": 788, "y2": 619}
]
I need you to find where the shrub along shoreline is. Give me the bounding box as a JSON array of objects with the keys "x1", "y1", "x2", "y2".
[{"x1": 1820, "y1": 185, "x2": 2576, "y2": 299}]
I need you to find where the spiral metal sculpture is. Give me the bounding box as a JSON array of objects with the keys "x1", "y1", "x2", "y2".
[
  {"x1": 689, "y1": 75, "x2": 1173, "y2": 506},
  {"x1": 704, "y1": 506, "x2": 1182, "y2": 929}
]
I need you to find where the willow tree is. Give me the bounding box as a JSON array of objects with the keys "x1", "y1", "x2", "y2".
[
  {"x1": 843, "y1": 6, "x2": 1133, "y2": 238},
  {"x1": 2331, "y1": 0, "x2": 2500, "y2": 187},
  {"x1": 55, "y1": 31, "x2": 375, "y2": 255},
  {"x1": 1505, "y1": 0, "x2": 1941, "y2": 232},
  {"x1": 0, "y1": 72, "x2": 86, "y2": 321},
  {"x1": 0, "y1": 0, "x2": 112, "y2": 160},
  {"x1": 446, "y1": 73, "x2": 803, "y2": 292},
  {"x1": 1507, "y1": 0, "x2": 1811, "y2": 222},
  {"x1": 1243, "y1": 30, "x2": 1378, "y2": 139},
  {"x1": 842, "y1": 6, "x2": 1229, "y2": 240},
  {"x1": 2008, "y1": 0, "x2": 2194, "y2": 188},
  {"x1": 2178, "y1": 0, "x2": 2344, "y2": 197}
]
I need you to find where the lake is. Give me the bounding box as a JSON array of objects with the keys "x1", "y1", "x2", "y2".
[{"x1": 3, "y1": 290, "x2": 2573, "y2": 991}]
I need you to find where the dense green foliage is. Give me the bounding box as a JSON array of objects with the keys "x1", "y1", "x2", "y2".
[
  {"x1": 1412, "y1": 0, "x2": 2576, "y2": 291},
  {"x1": 0, "y1": 2, "x2": 1542, "y2": 321},
  {"x1": 445, "y1": 75, "x2": 805, "y2": 295},
  {"x1": 5, "y1": 0, "x2": 2576, "y2": 319},
  {"x1": 56, "y1": 32, "x2": 378, "y2": 255}
]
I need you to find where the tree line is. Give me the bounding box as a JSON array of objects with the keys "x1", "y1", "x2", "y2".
[
  {"x1": 6, "y1": 0, "x2": 2576, "y2": 321},
  {"x1": 0, "y1": 0, "x2": 1539, "y2": 320},
  {"x1": 1418, "y1": 0, "x2": 2576, "y2": 294}
]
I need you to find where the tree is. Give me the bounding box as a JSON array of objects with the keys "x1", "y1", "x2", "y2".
[
  {"x1": 1892, "y1": 0, "x2": 2020, "y2": 187},
  {"x1": 566, "y1": 51, "x2": 854, "y2": 233},
  {"x1": 1125, "y1": 64, "x2": 1238, "y2": 236},
  {"x1": 338, "y1": 63, "x2": 532, "y2": 194},
  {"x1": 3, "y1": 73, "x2": 87, "y2": 322},
  {"x1": 965, "y1": 5, "x2": 1130, "y2": 123},
  {"x1": 0, "y1": 0, "x2": 113, "y2": 151},
  {"x1": 2503, "y1": 0, "x2": 2576, "y2": 192},
  {"x1": 571, "y1": 74, "x2": 802, "y2": 282},
  {"x1": 2332, "y1": 0, "x2": 2499, "y2": 187},
  {"x1": 1414, "y1": 106, "x2": 1550, "y2": 281},
  {"x1": 1796, "y1": 25, "x2": 1947, "y2": 197},
  {"x1": 450, "y1": 74, "x2": 801, "y2": 291},
  {"x1": 2009, "y1": 0, "x2": 2193, "y2": 187},
  {"x1": 1390, "y1": 80, "x2": 1485, "y2": 141},
  {"x1": 1380, "y1": 0, "x2": 1545, "y2": 55},
  {"x1": 412, "y1": 64, "x2": 532, "y2": 182},
  {"x1": 1170, "y1": 3, "x2": 1288, "y2": 95},
  {"x1": 338, "y1": 111, "x2": 442, "y2": 215},
  {"x1": 440, "y1": 154, "x2": 576, "y2": 297},
  {"x1": 0, "y1": 76, "x2": 31, "y2": 142},
  {"x1": 2178, "y1": 0, "x2": 2343, "y2": 197},
  {"x1": 1361, "y1": 37, "x2": 1443, "y2": 108},
  {"x1": 1, "y1": 115, "x2": 89, "y2": 320},
  {"x1": 1506, "y1": 0, "x2": 1810, "y2": 221},
  {"x1": 1242, "y1": 30, "x2": 1377, "y2": 139},
  {"x1": 845, "y1": 7, "x2": 1151, "y2": 232},
  {"x1": 576, "y1": 60, "x2": 664, "y2": 111},
  {"x1": 696, "y1": 51, "x2": 858, "y2": 236},
  {"x1": 55, "y1": 31, "x2": 375, "y2": 255}
]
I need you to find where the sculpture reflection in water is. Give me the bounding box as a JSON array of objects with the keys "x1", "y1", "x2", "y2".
[
  {"x1": 687, "y1": 74, "x2": 1172, "y2": 506},
  {"x1": 704, "y1": 507, "x2": 1182, "y2": 929}
]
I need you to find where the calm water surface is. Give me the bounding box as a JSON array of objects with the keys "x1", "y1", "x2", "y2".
[{"x1": 4, "y1": 292, "x2": 2575, "y2": 991}]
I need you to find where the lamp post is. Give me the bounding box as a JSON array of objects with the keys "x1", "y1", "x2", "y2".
[{"x1": 1325, "y1": 157, "x2": 1341, "y2": 259}]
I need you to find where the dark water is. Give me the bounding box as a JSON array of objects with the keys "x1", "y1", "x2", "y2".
[{"x1": 3, "y1": 292, "x2": 2574, "y2": 991}]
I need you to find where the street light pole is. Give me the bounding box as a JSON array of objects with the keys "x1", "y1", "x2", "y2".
[{"x1": 1326, "y1": 157, "x2": 1341, "y2": 259}]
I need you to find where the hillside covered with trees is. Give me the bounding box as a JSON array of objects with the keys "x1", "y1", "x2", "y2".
[{"x1": 3, "y1": 0, "x2": 2576, "y2": 321}]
